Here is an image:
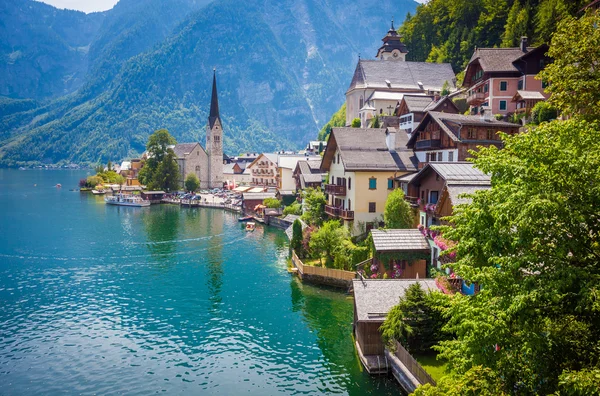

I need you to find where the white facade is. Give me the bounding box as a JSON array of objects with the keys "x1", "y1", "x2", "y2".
[{"x1": 415, "y1": 149, "x2": 459, "y2": 164}]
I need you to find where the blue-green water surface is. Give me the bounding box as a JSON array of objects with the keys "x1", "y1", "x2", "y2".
[{"x1": 0, "y1": 170, "x2": 397, "y2": 395}]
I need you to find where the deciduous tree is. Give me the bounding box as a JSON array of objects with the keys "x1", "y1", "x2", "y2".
[
  {"x1": 184, "y1": 173, "x2": 200, "y2": 192},
  {"x1": 384, "y1": 188, "x2": 414, "y2": 229}
]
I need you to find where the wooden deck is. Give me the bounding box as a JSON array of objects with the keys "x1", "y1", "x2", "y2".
[{"x1": 355, "y1": 340, "x2": 390, "y2": 375}]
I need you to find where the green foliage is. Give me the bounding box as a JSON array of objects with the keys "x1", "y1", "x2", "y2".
[
  {"x1": 300, "y1": 188, "x2": 327, "y2": 226},
  {"x1": 86, "y1": 175, "x2": 103, "y2": 188},
  {"x1": 139, "y1": 129, "x2": 179, "y2": 191},
  {"x1": 291, "y1": 219, "x2": 303, "y2": 252},
  {"x1": 501, "y1": 0, "x2": 529, "y2": 47},
  {"x1": 441, "y1": 80, "x2": 451, "y2": 96},
  {"x1": 430, "y1": 118, "x2": 600, "y2": 394},
  {"x1": 539, "y1": 12, "x2": 600, "y2": 119},
  {"x1": 557, "y1": 369, "x2": 600, "y2": 396},
  {"x1": 317, "y1": 103, "x2": 346, "y2": 140},
  {"x1": 283, "y1": 202, "x2": 302, "y2": 216},
  {"x1": 384, "y1": 188, "x2": 413, "y2": 229},
  {"x1": 371, "y1": 115, "x2": 380, "y2": 128},
  {"x1": 414, "y1": 366, "x2": 506, "y2": 396},
  {"x1": 380, "y1": 284, "x2": 450, "y2": 355},
  {"x1": 530, "y1": 101, "x2": 558, "y2": 124},
  {"x1": 351, "y1": 118, "x2": 361, "y2": 128},
  {"x1": 309, "y1": 220, "x2": 348, "y2": 267},
  {"x1": 263, "y1": 197, "x2": 281, "y2": 209},
  {"x1": 184, "y1": 173, "x2": 200, "y2": 192}
]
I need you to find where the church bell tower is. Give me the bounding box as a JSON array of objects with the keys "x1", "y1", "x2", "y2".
[{"x1": 206, "y1": 69, "x2": 224, "y2": 189}]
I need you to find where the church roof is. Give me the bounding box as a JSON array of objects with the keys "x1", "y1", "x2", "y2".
[
  {"x1": 376, "y1": 21, "x2": 408, "y2": 56},
  {"x1": 172, "y1": 143, "x2": 203, "y2": 159},
  {"x1": 348, "y1": 60, "x2": 456, "y2": 93},
  {"x1": 209, "y1": 70, "x2": 221, "y2": 129}
]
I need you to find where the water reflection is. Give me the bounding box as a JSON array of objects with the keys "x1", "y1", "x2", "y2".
[
  {"x1": 204, "y1": 209, "x2": 224, "y2": 313},
  {"x1": 142, "y1": 205, "x2": 180, "y2": 260}
]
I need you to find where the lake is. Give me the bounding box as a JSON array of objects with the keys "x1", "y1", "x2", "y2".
[{"x1": 0, "y1": 169, "x2": 398, "y2": 395}]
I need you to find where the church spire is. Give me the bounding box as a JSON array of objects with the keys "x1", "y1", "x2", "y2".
[{"x1": 209, "y1": 68, "x2": 221, "y2": 128}]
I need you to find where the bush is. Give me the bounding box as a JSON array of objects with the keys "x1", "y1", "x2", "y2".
[
  {"x1": 351, "y1": 118, "x2": 361, "y2": 128},
  {"x1": 86, "y1": 175, "x2": 103, "y2": 188},
  {"x1": 531, "y1": 101, "x2": 558, "y2": 124},
  {"x1": 291, "y1": 219, "x2": 303, "y2": 253},
  {"x1": 283, "y1": 202, "x2": 302, "y2": 215},
  {"x1": 263, "y1": 197, "x2": 281, "y2": 208},
  {"x1": 309, "y1": 220, "x2": 348, "y2": 267}
]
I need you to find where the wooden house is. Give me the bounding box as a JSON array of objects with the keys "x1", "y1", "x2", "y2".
[
  {"x1": 370, "y1": 229, "x2": 430, "y2": 279},
  {"x1": 396, "y1": 95, "x2": 460, "y2": 135}
]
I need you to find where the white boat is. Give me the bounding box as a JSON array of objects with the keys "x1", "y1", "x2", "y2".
[
  {"x1": 92, "y1": 189, "x2": 106, "y2": 195},
  {"x1": 105, "y1": 193, "x2": 150, "y2": 207}
]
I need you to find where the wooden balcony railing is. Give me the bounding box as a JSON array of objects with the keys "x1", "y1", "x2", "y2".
[
  {"x1": 404, "y1": 196, "x2": 419, "y2": 207},
  {"x1": 340, "y1": 209, "x2": 354, "y2": 220},
  {"x1": 325, "y1": 184, "x2": 346, "y2": 196},
  {"x1": 325, "y1": 205, "x2": 354, "y2": 220},
  {"x1": 466, "y1": 92, "x2": 486, "y2": 105},
  {"x1": 415, "y1": 139, "x2": 441, "y2": 149}
]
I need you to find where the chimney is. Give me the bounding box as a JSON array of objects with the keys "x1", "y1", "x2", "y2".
[
  {"x1": 520, "y1": 36, "x2": 528, "y2": 52},
  {"x1": 433, "y1": 92, "x2": 441, "y2": 102},
  {"x1": 480, "y1": 106, "x2": 492, "y2": 122},
  {"x1": 385, "y1": 129, "x2": 397, "y2": 152}
]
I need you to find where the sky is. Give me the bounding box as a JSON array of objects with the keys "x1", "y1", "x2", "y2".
[
  {"x1": 38, "y1": 0, "x2": 428, "y2": 14},
  {"x1": 37, "y1": 0, "x2": 119, "y2": 13}
]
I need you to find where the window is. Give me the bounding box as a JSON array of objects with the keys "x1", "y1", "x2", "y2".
[
  {"x1": 484, "y1": 84, "x2": 488, "y2": 93},
  {"x1": 542, "y1": 79, "x2": 549, "y2": 89},
  {"x1": 359, "y1": 97, "x2": 364, "y2": 109},
  {"x1": 448, "y1": 151, "x2": 454, "y2": 162},
  {"x1": 518, "y1": 80, "x2": 523, "y2": 90},
  {"x1": 421, "y1": 190, "x2": 425, "y2": 201},
  {"x1": 500, "y1": 81, "x2": 508, "y2": 91},
  {"x1": 348, "y1": 177, "x2": 351, "y2": 190},
  {"x1": 468, "y1": 128, "x2": 476, "y2": 139},
  {"x1": 337, "y1": 154, "x2": 340, "y2": 164},
  {"x1": 437, "y1": 152, "x2": 443, "y2": 161},
  {"x1": 348, "y1": 199, "x2": 351, "y2": 211},
  {"x1": 369, "y1": 177, "x2": 377, "y2": 190},
  {"x1": 487, "y1": 129, "x2": 495, "y2": 140},
  {"x1": 214, "y1": 135, "x2": 220, "y2": 142},
  {"x1": 430, "y1": 191, "x2": 439, "y2": 204},
  {"x1": 388, "y1": 179, "x2": 394, "y2": 190},
  {"x1": 369, "y1": 202, "x2": 376, "y2": 213},
  {"x1": 499, "y1": 100, "x2": 507, "y2": 111}
]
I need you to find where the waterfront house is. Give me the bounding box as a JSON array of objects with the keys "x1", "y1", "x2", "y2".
[
  {"x1": 346, "y1": 23, "x2": 456, "y2": 127},
  {"x1": 406, "y1": 111, "x2": 520, "y2": 166},
  {"x1": 320, "y1": 127, "x2": 418, "y2": 236},
  {"x1": 241, "y1": 191, "x2": 277, "y2": 214},
  {"x1": 370, "y1": 229, "x2": 430, "y2": 279},
  {"x1": 277, "y1": 154, "x2": 320, "y2": 192},
  {"x1": 463, "y1": 38, "x2": 550, "y2": 115},
  {"x1": 247, "y1": 153, "x2": 279, "y2": 188},
  {"x1": 292, "y1": 159, "x2": 325, "y2": 191},
  {"x1": 396, "y1": 95, "x2": 460, "y2": 136},
  {"x1": 352, "y1": 279, "x2": 438, "y2": 374},
  {"x1": 224, "y1": 162, "x2": 250, "y2": 186}
]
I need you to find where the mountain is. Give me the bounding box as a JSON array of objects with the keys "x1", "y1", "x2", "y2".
[
  {"x1": 0, "y1": 0, "x2": 418, "y2": 167},
  {"x1": 0, "y1": 0, "x2": 105, "y2": 100}
]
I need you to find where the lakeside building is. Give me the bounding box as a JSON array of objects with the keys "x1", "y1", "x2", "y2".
[
  {"x1": 119, "y1": 158, "x2": 142, "y2": 186},
  {"x1": 247, "y1": 153, "x2": 279, "y2": 188},
  {"x1": 304, "y1": 141, "x2": 327, "y2": 155},
  {"x1": 395, "y1": 95, "x2": 460, "y2": 136},
  {"x1": 406, "y1": 110, "x2": 520, "y2": 167},
  {"x1": 346, "y1": 22, "x2": 456, "y2": 127},
  {"x1": 293, "y1": 159, "x2": 325, "y2": 191},
  {"x1": 320, "y1": 127, "x2": 418, "y2": 236},
  {"x1": 463, "y1": 37, "x2": 550, "y2": 116},
  {"x1": 170, "y1": 71, "x2": 225, "y2": 189},
  {"x1": 223, "y1": 162, "x2": 250, "y2": 186},
  {"x1": 277, "y1": 154, "x2": 320, "y2": 192}
]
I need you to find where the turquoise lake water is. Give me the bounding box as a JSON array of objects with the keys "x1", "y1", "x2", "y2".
[{"x1": 0, "y1": 169, "x2": 398, "y2": 395}]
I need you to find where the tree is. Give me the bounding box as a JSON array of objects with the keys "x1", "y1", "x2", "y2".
[
  {"x1": 86, "y1": 175, "x2": 103, "y2": 188},
  {"x1": 139, "y1": 129, "x2": 178, "y2": 191},
  {"x1": 371, "y1": 115, "x2": 381, "y2": 128},
  {"x1": 426, "y1": 118, "x2": 600, "y2": 394},
  {"x1": 263, "y1": 197, "x2": 281, "y2": 208},
  {"x1": 384, "y1": 188, "x2": 414, "y2": 229},
  {"x1": 114, "y1": 174, "x2": 125, "y2": 191},
  {"x1": 184, "y1": 173, "x2": 200, "y2": 192},
  {"x1": 283, "y1": 202, "x2": 302, "y2": 216},
  {"x1": 539, "y1": 12, "x2": 600, "y2": 119},
  {"x1": 152, "y1": 149, "x2": 179, "y2": 192},
  {"x1": 309, "y1": 220, "x2": 348, "y2": 266},
  {"x1": 501, "y1": 1, "x2": 529, "y2": 47},
  {"x1": 291, "y1": 219, "x2": 303, "y2": 252},
  {"x1": 351, "y1": 118, "x2": 361, "y2": 128},
  {"x1": 441, "y1": 80, "x2": 450, "y2": 96},
  {"x1": 530, "y1": 101, "x2": 558, "y2": 124},
  {"x1": 300, "y1": 188, "x2": 327, "y2": 226},
  {"x1": 318, "y1": 141, "x2": 324, "y2": 154}
]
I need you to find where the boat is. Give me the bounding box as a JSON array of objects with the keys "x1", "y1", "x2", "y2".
[
  {"x1": 238, "y1": 216, "x2": 253, "y2": 222},
  {"x1": 92, "y1": 189, "x2": 106, "y2": 195},
  {"x1": 104, "y1": 193, "x2": 150, "y2": 207},
  {"x1": 245, "y1": 222, "x2": 256, "y2": 231},
  {"x1": 56, "y1": 184, "x2": 62, "y2": 188}
]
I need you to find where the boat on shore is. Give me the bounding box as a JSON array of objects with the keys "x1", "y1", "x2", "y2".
[
  {"x1": 105, "y1": 193, "x2": 150, "y2": 207},
  {"x1": 246, "y1": 222, "x2": 256, "y2": 231},
  {"x1": 92, "y1": 189, "x2": 106, "y2": 195},
  {"x1": 238, "y1": 216, "x2": 253, "y2": 222}
]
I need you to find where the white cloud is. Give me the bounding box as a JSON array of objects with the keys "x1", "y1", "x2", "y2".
[{"x1": 36, "y1": 0, "x2": 119, "y2": 13}]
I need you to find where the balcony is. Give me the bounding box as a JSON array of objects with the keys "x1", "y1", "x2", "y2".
[
  {"x1": 325, "y1": 205, "x2": 354, "y2": 220},
  {"x1": 325, "y1": 184, "x2": 346, "y2": 196},
  {"x1": 466, "y1": 92, "x2": 486, "y2": 105},
  {"x1": 404, "y1": 196, "x2": 419, "y2": 207},
  {"x1": 415, "y1": 139, "x2": 441, "y2": 149}
]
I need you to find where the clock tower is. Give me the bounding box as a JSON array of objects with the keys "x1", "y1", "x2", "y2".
[
  {"x1": 206, "y1": 69, "x2": 224, "y2": 189},
  {"x1": 376, "y1": 19, "x2": 408, "y2": 61}
]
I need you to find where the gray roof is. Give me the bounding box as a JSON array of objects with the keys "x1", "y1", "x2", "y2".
[
  {"x1": 402, "y1": 95, "x2": 434, "y2": 112},
  {"x1": 242, "y1": 192, "x2": 277, "y2": 200},
  {"x1": 285, "y1": 218, "x2": 307, "y2": 240},
  {"x1": 349, "y1": 60, "x2": 456, "y2": 93},
  {"x1": 325, "y1": 127, "x2": 418, "y2": 172},
  {"x1": 172, "y1": 143, "x2": 202, "y2": 159},
  {"x1": 223, "y1": 163, "x2": 236, "y2": 174},
  {"x1": 514, "y1": 90, "x2": 545, "y2": 100},
  {"x1": 428, "y1": 163, "x2": 491, "y2": 185},
  {"x1": 446, "y1": 184, "x2": 491, "y2": 206},
  {"x1": 353, "y1": 279, "x2": 439, "y2": 322},
  {"x1": 371, "y1": 229, "x2": 431, "y2": 252},
  {"x1": 397, "y1": 172, "x2": 418, "y2": 183},
  {"x1": 468, "y1": 47, "x2": 534, "y2": 73}
]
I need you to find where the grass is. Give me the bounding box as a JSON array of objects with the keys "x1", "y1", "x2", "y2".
[
  {"x1": 302, "y1": 257, "x2": 322, "y2": 266},
  {"x1": 415, "y1": 354, "x2": 449, "y2": 383}
]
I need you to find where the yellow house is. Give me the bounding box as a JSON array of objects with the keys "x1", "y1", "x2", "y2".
[{"x1": 320, "y1": 127, "x2": 418, "y2": 236}]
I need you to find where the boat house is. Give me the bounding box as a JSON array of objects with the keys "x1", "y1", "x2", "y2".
[{"x1": 370, "y1": 229, "x2": 431, "y2": 279}]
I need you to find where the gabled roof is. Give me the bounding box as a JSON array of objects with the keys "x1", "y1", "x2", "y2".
[
  {"x1": 321, "y1": 127, "x2": 418, "y2": 172},
  {"x1": 467, "y1": 47, "x2": 534, "y2": 73},
  {"x1": 422, "y1": 96, "x2": 460, "y2": 113},
  {"x1": 348, "y1": 60, "x2": 456, "y2": 93},
  {"x1": 171, "y1": 143, "x2": 203, "y2": 159},
  {"x1": 512, "y1": 90, "x2": 546, "y2": 101},
  {"x1": 446, "y1": 184, "x2": 491, "y2": 205},
  {"x1": 371, "y1": 229, "x2": 430, "y2": 252},
  {"x1": 401, "y1": 95, "x2": 434, "y2": 113},
  {"x1": 408, "y1": 162, "x2": 491, "y2": 187},
  {"x1": 247, "y1": 153, "x2": 278, "y2": 169},
  {"x1": 407, "y1": 112, "x2": 519, "y2": 147}
]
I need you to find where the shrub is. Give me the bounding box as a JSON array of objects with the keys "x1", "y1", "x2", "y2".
[
  {"x1": 283, "y1": 202, "x2": 302, "y2": 216},
  {"x1": 263, "y1": 197, "x2": 281, "y2": 208},
  {"x1": 531, "y1": 101, "x2": 558, "y2": 124},
  {"x1": 351, "y1": 118, "x2": 361, "y2": 128}
]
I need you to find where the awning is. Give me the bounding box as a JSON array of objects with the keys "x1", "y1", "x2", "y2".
[
  {"x1": 233, "y1": 186, "x2": 251, "y2": 192},
  {"x1": 249, "y1": 187, "x2": 266, "y2": 193}
]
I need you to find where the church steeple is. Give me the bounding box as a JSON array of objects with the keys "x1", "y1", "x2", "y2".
[
  {"x1": 209, "y1": 69, "x2": 221, "y2": 129},
  {"x1": 376, "y1": 19, "x2": 408, "y2": 61}
]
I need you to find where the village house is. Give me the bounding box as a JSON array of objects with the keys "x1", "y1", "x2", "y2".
[
  {"x1": 169, "y1": 72, "x2": 224, "y2": 190},
  {"x1": 119, "y1": 158, "x2": 142, "y2": 186},
  {"x1": 406, "y1": 110, "x2": 520, "y2": 167},
  {"x1": 277, "y1": 154, "x2": 320, "y2": 192},
  {"x1": 464, "y1": 37, "x2": 550, "y2": 116},
  {"x1": 320, "y1": 127, "x2": 418, "y2": 236},
  {"x1": 304, "y1": 141, "x2": 327, "y2": 155},
  {"x1": 223, "y1": 162, "x2": 250, "y2": 186},
  {"x1": 292, "y1": 159, "x2": 325, "y2": 191},
  {"x1": 396, "y1": 95, "x2": 460, "y2": 136},
  {"x1": 346, "y1": 22, "x2": 456, "y2": 127},
  {"x1": 370, "y1": 229, "x2": 431, "y2": 279},
  {"x1": 247, "y1": 153, "x2": 278, "y2": 188}
]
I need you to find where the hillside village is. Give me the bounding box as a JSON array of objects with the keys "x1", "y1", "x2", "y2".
[{"x1": 80, "y1": 2, "x2": 600, "y2": 393}]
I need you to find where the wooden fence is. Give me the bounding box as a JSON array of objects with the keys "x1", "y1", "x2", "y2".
[
  {"x1": 291, "y1": 250, "x2": 356, "y2": 281},
  {"x1": 393, "y1": 341, "x2": 436, "y2": 386},
  {"x1": 163, "y1": 199, "x2": 241, "y2": 213}
]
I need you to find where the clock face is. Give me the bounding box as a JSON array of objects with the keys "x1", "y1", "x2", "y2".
[{"x1": 393, "y1": 51, "x2": 399, "y2": 58}]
